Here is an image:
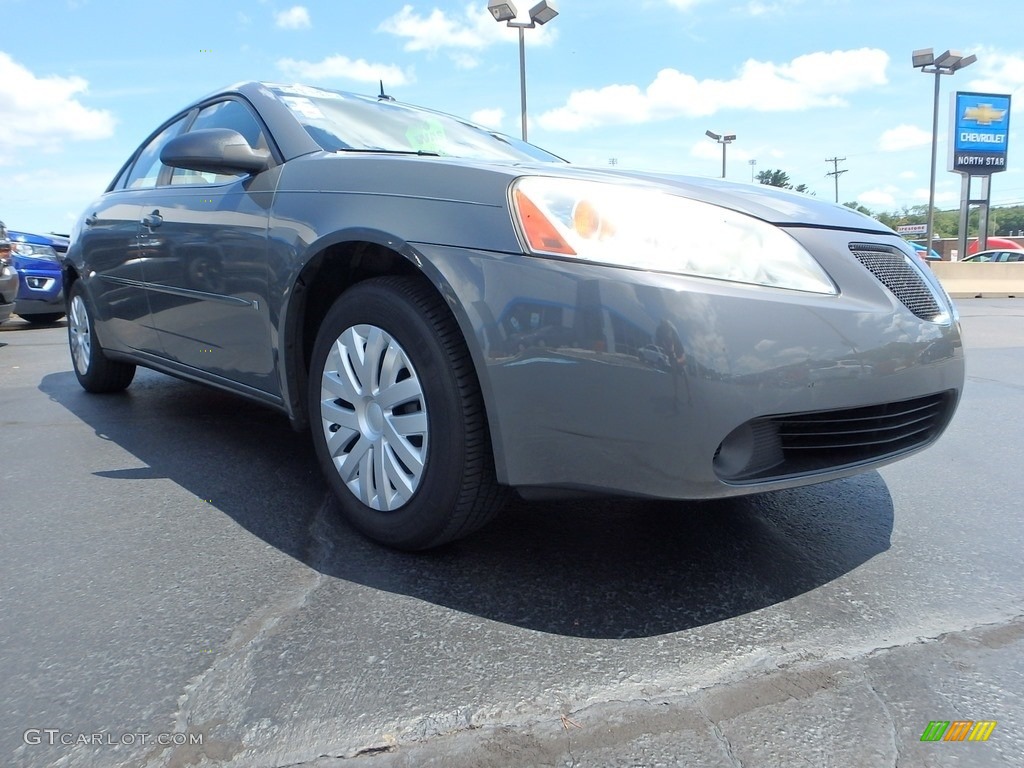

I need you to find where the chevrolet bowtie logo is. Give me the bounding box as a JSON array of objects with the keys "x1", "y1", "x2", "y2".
[{"x1": 963, "y1": 104, "x2": 1006, "y2": 126}]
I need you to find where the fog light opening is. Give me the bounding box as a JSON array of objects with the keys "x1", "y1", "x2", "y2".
[
  {"x1": 713, "y1": 420, "x2": 784, "y2": 481},
  {"x1": 714, "y1": 423, "x2": 755, "y2": 479}
]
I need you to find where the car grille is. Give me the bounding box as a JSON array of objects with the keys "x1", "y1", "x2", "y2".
[
  {"x1": 850, "y1": 243, "x2": 943, "y2": 321},
  {"x1": 714, "y1": 391, "x2": 956, "y2": 482}
]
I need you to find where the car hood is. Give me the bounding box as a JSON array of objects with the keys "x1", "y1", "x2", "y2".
[
  {"x1": 9, "y1": 230, "x2": 70, "y2": 250},
  {"x1": 292, "y1": 153, "x2": 894, "y2": 238}
]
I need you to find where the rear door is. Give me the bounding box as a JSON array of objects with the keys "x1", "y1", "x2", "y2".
[{"x1": 79, "y1": 116, "x2": 189, "y2": 355}]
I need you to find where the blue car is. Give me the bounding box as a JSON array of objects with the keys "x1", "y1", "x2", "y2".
[{"x1": 9, "y1": 230, "x2": 69, "y2": 324}]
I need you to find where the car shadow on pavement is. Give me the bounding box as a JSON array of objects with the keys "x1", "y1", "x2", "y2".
[{"x1": 41, "y1": 368, "x2": 894, "y2": 640}]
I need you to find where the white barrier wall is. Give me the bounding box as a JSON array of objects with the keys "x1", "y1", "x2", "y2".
[{"x1": 929, "y1": 262, "x2": 1024, "y2": 298}]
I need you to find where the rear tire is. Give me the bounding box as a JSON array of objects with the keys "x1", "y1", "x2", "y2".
[
  {"x1": 68, "y1": 282, "x2": 136, "y2": 393},
  {"x1": 307, "y1": 277, "x2": 504, "y2": 550}
]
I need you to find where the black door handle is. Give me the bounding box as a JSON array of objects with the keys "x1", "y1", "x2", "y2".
[
  {"x1": 141, "y1": 212, "x2": 163, "y2": 228},
  {"x1": 84, "y1": 214, "x2": 97, "y2": 226}
]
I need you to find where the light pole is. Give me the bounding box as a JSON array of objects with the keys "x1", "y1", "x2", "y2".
[
  {"x1": 912, "y1": 48, "x2": 976, "y2": 256},
  {"x1": 487, "y1": 1, "x2": 559, "y2": 142},
  {"x1": 705, "y1": 130, "x2": 736, "y2": 179},
  {"x1": 749, "y1": 158, "x2": 757, "y2": 182}
]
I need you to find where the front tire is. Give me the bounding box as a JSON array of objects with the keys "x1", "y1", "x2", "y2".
[
  {"x1": 68, "y1": 282, "x2": 135, "y2": 393},
  {"x1": 308, "y1": 277, "x2": 503, "y2": 550}
]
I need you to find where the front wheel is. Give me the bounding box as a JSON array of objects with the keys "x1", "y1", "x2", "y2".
[
  {"x1": 68, "y1": 282, "x2": 136, "y2": 393},
  {"x1": 307, "y1": 277, "x2": 504, "y2": 550}
]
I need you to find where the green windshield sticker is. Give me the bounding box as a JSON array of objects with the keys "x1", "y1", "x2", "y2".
[{"x1": 405, "y1": 118, "x2": 446, "y2": 154}]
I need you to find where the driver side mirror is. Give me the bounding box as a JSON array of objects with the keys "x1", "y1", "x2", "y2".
[{"x1": 160, "y1": 128, "x2": 271, "y2": 176}]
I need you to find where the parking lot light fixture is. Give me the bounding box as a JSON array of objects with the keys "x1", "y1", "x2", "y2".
[
  {"x1": 487, "y1": 0, "x2": 559, "y2": 141},
  {"x1": 487, "y1": 1, "x2": 517, "y2": 22},
  {"x1": 912, "y1": 47, "x2": 976, "y2": 256},
  {"x1": 529, "y1": 0, "x2": 558, "y2": 24},
  {"x1": 706, "y1": 130, "x2": 736, "y2": 179}
]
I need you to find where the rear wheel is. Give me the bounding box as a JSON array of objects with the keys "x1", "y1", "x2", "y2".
[
  {"x1": 307, "y1": 277, "x2": 503, "y2": 550},
  {"x1": 68, "y1": 282, "x2": 136, "y2": 393}
]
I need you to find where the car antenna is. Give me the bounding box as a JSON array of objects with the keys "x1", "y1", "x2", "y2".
[{"x1": 378, "y1": 80, "x2": 395, "y2": 102}]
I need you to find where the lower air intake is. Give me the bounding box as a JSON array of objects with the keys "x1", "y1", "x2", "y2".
[{"x1": 715, "y1": 391, "x2": 956, "y2": 482}]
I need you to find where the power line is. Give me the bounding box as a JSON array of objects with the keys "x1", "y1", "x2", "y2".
[{"x1": 825, "y1": 157, "x2": 848, "y2": 203}]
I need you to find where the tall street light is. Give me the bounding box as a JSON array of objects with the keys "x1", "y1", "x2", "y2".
[
  {"x1": 912, "y1": 48, "x2": 976, "y2": 255},
  {"x1": 488, "y1": 1, "x2": 559, "y2": 142},
  {"x1": 705, "y1": 130, "x2": 736, "y2": 179}
]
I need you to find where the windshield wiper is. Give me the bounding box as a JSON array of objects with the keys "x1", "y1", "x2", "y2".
[{"x1": 335, "y1": 148, "x2": 441, "y2": 157}]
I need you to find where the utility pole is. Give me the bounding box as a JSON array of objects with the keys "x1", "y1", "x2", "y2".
[{"x1": 825, "y1": 157, "x2": 847, "y2": 203}]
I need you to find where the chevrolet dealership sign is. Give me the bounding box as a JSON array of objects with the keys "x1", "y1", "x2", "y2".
[{"x1": 949, "y1": 92, "x2": 1011, "y2": 174}]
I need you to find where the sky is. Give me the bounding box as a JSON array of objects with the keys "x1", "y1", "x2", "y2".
[{"x1": 1, "y1": 0, "x2": 1022, "y2": 235}]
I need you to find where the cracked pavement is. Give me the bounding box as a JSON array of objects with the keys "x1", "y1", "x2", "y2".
[{"x1": 2, "y1": 299, "x2": 1022, "y2": 768}]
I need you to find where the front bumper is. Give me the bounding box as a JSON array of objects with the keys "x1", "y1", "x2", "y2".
[
  {"x1": 419, "y1": 226, "x2": 964, "y2": 499},
  {"x1": 13, "y1": 257, "x2": 64, "y2": 315}
]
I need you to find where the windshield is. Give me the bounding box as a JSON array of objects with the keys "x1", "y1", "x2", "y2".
[{"x1": 268, "y1": 84, "x2": 565, "y2": 164}]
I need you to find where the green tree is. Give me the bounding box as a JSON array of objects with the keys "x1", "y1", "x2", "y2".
[
  {"x1": 756, "y1": 169, "x2": 791, "y2": 188},
  {"x1": 756, "y1": 169, "x2": 813, "y2": 194},
  {"x1": 843, "y1": 201, "x2": 874, "y2": 216},
  {"x1": 994, "y1": 206, "x2": 1024, "y2": 236}
]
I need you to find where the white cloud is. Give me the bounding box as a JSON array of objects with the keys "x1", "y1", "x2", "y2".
[
  {"x1": 966, "y1": 49, "x2": 1024, "y2": 107},
  {"x1": 379, "y1": 3, "x2": 556, "y2": 52},
  {"x1": 745, "y1": 1, "x2": 781, "y2": 15},
  {"x1": 451, "y1": 53, "x2": 480, "y2": 70},
  {"x1": 690, "y1": 141, "x2": 722, "y2": 160},
  {"x1": 740, "y1": 0, "x2": 804, "y2": 16},
  {"x1": 0, "y1": 53, "x2": 115, "y2": 161},
  {"x1": 277, "y1": 56, "x2": 411, "y2": 86},
  {"x1": 275, "y1": 6, "x2": 311, "y2": 30},
  {"x1": 470, "y1": 108, "x2": 505, "y2": 129},
  {"x1": 859, "y1": 188, "x2": 896, "y2": 207},
  {"x1": 666, "y1": 0, "x2": 708, "y2": 9},
  {"x1": 537, "y1": 48, "x2": 889, "y2": 132},
  {"x1": 898, "y1": 170, "x2": 916, "y2": 180},
  {"x1": 878, "y1": 124, "x2": 931, "y2": 152}
]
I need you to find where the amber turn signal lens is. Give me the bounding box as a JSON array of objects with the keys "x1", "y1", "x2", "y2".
[{"x1": 513, "y1": 188, "x2": 576, "y2": 255}]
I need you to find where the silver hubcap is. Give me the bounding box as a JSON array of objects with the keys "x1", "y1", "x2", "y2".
[
  {"x1": 69, "y1": 294, "x2": 91, "y2": 375},
  {"x1": 319, "y1": 324, "x2": 429, "y2": 511}
]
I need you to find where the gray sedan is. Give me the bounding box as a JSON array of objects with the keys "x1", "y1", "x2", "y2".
[{"x1": 63, "y1": 82, "x2": 964, "y2": 549}]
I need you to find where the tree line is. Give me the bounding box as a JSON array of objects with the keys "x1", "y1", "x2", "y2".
[
  {"x1": 841, "y1": 202, "x2": 1024, "y2": 238},
  {"x1": 754, "y1": 168, "x2": 1024, "y2": 237}
]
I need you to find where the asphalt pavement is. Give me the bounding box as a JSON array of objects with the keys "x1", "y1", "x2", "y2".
[{"x1": 1, "y1": 299, "x2": 1022, "y2": 768}]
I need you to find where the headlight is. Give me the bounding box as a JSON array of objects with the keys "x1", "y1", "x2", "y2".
[
  {"x1": 12, "y1": 242, "x2": 60, "y2": 262},
  {"x1": 510, "y1": 177, "x2": 837, "y2": 295}
]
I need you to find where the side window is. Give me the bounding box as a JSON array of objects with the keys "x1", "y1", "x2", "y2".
[
  {"x1": 123, "y1": 117, "x2": 188, "y2": 190},
  {"x1": 170, "y1": 100, "x2": 268, "y2": 186}
]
